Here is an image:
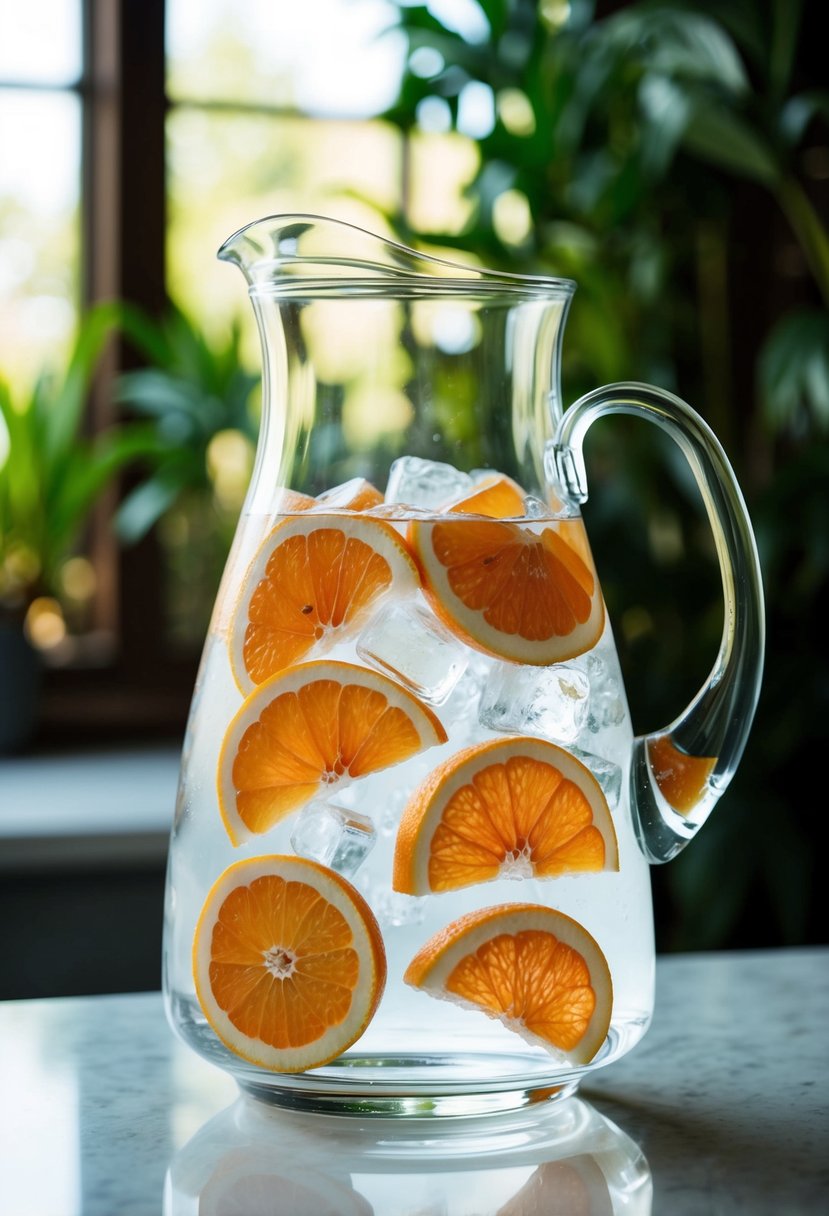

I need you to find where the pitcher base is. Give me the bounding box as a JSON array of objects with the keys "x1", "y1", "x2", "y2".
[{"x1": 237, "y1": 1059, "x2": 580, "y2": 1117}]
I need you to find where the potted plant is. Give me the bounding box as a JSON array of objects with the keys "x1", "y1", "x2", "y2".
[{"x1": 0, "y1": 302, "x2": 157, "y2": 752}]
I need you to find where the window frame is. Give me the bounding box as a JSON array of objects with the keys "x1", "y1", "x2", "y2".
[
  {"x1": 36, "y1": 0, "x2": 197, "y2": 742},
  {"x1": 38, "y1": 0, "x2": 415, "y2": 742}
]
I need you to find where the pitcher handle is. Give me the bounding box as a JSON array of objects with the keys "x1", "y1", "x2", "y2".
[{"x1": 552, "y1": 382, "x2": 765, "y2": 863}]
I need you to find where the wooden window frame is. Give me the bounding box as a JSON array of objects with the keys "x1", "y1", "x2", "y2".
[
  {"x1": 40, "y1": 0, "x2": 198, "y2": 742},
  {"x1": 41, "y1": 0, "x2": 413, "y2": 743}
]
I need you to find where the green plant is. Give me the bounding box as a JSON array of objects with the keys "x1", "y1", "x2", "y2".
[
  {"x1": 0, "y1": 302, "x2": 157, "y2": 621},
  {"x1": 383, "y1": 0, "x2": 828, "y2": 948},
  {"x1": 112, "y1": 304, "x2": 259, "y2": 646},
  {"x1": 115, "y1": 304, "x2": 259, "y2": 543}
]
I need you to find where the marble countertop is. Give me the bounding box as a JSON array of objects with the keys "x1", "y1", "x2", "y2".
[{"x1": 1, "y1": 948, "x2": 826, "y2": 1215}]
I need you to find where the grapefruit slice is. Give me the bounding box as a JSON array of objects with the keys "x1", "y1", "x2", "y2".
[{"x1": 410, "y1": 516, "x2": 605, "y2": 664}]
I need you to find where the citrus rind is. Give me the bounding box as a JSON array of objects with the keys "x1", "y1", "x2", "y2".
[
  {"x1": 229, "y1": 512, "x2": 419, "y2": 692},
  {"x1": 393, "y1": 736, "x2": 619, "y2": 895},
  {"x1": 217, "y1": 659, "x2": 448, "y2": 845},
  {"x1": 404, "y1": 902, "x2": 613, "y2": 1065},
  {"x1": 410, "y1": 517, "x2": 605, "y2": 665},
  {"x1": 193, "y1": 854, "x2": 386, "y2": 1073}
]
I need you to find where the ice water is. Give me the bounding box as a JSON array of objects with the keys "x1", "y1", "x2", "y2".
[{"x1": 163, "y1": 482, "x2": 655, "y2": 1106}]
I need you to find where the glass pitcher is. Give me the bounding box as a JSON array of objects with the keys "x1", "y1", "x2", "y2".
[{"x1": 163, "y1": 214, "x2": 764, "y2": 1116}]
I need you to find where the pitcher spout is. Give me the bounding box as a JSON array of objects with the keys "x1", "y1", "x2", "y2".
[{"x1": 217, "y1": 213, "x2": 575, "y2": 297}]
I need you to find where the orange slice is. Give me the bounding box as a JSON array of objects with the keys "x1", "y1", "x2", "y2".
[
  {"x1": 218, "y1": 660, "x2": 447, "y2": 844},
  {"x1": 193, "y1": 854, "x2": 386, "y2": 1072},
  {"x1": 648, "y1": 734, "x2": 717, "y2": 815},
  {"x1": 230, "y1": 513, "x2": 417, "y2": 691},
  {"x1": 410, "y1": 516, "x2": 605, "y2": 664},
  {"x1": 200, "y1": 1150, "x2": 373, "y2": 1216},
  {"x1": 447, "y1": 473, "x2": 527, "y2": 519},
  {"x1": 497, "y1": 1157, "x2": 613, "y2": 1216},
  {"x1": 405, "y1": 904, "x2": 612, "y2": 1064},
  {"x1": 393, "y1": 737, "x2": 618, "y2": 895}
]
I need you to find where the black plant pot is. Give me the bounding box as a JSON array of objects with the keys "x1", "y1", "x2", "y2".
[{"x1": 0, "y1": 619, "x2": 42, "y2": 754}]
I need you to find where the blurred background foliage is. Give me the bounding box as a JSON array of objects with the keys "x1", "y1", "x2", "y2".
[
  {"x1": 113, "y1": 307, "x2": 259, "y2": 645},
  {"x1": 376, "y1": 0, "x2": 827, "y2": 949},
  {"x1": 1, "y1": 0, "x2": 825, "y2": 950}
]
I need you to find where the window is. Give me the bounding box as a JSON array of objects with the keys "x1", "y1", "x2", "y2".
[
  {"x1": 161, "y1": 1, "x2": 408, "y2": 649},
  {"x1": 0, "y1": 1, "x2": 82, "y2": 386},
  {"x1": 2, "y1": 0, "x2": 479, "y2": 741}
]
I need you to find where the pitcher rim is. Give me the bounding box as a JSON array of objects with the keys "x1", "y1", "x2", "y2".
[{"x1": 217, "y1": 212, "x2": 577, "y2": 300}]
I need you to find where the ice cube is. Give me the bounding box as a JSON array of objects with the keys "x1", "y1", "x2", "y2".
[
  {"x1": 290, "y1": 800, "x2": 376, "y2": 877},
  {"x1": 479, "y1": 663, "x2": 590, "y2": 744},
  {"x1": 373, "y1": 885, "x2": 427, "y2": 928},
  {"x1": 357, "y1": 600, "x2": 468, "y2": 705},
  {"x1": 379, "y1": 787, "x2": 411, "y2": 837},
  {"x1": 311, "y1": 477, "x2": 381, "y2": 511},
  {"x1": 441, "y1": 652, "x2": 492, "y2": 742},
  {"x1": 385, "y1": 456, "x2": 474, "y2": 510},
  {"x1": 522, "y1": 494, "x2": 553, "y2": 520},
  {"x1": 569, "y1": 747, "x2": 623, "y2": 809},
  {"x1": 584, "y1": 651, "x2": 608, "y2": 681},
  {"x1": 586, "y1": 688, "x2": 626, "y2": 733}
]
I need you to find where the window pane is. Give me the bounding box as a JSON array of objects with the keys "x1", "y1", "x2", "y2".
[
  {"x1": 0, "y1": 0, "x2": 82, "y2": 85},
  {"x1": 167, "y1": 109, "x2": 403, "y2": 335},
  {"x1": 0, "y1": 90, "x2": 81, "y2": 386},
  {"x1": 166, "y1": 0, "x2": 405, "y2": 116}
]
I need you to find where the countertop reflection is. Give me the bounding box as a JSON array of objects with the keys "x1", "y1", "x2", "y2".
[
  {"x1": 0, "y1": 948, "x2": 826, "y2": 1214},
  {"x1": 167, "y1": 1095, "x2": 648, "y2": 1214}
]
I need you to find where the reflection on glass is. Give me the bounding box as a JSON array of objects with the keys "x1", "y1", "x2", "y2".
[
  {"x1": 166, "y1": 0, "x2": 405, "y2": 116},
  {"x1": 0, "y1": 90, "x2": 80, "y2": 385},
  {"x1": 165, "y1": 1095, "x2": 651, "y2": 1215}
]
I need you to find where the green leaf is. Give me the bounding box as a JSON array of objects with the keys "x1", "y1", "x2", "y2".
[
  {"x1": 780, "y1": 90, "x2": 829, "y2": 145},
  {"x1": 115, "y1": 369, "x2": 212, "y2": 425},
  {"x1": 115, "y1": 469, "x2": 188, "y2": 544},
  {"x1": 1, "y1": 303, "x2": 174, "y2": 598},
  {"x1": 760, "y1": 309, "x2": 829, "y2": 436},
  {"x1": 43, "y1": 301, "x2": 123, "y2": 470},
  {"x1": 119, "y1": 301, "x2": 174, "y2": 366},
  {"x1": 770, "y1": 0, "x2": 803, "y2": 104},
  {"x1": 599, "y1": 9, "x2": 748, "y2": 94},
  {"x1": 637, "y1": 74, "x2": 691, "y2": 177},
  {"x1": 476, "y1": 0, "x2": 507, "y2": 40},
  {"x1": 681, "y1": 97, "x2": 779, "y2": 185},
  {"x1": 50, "y1": 425, "x2": 160, "y2": 540}
]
